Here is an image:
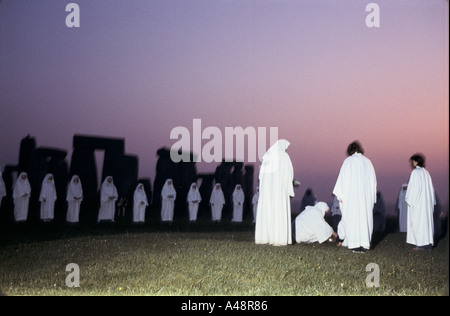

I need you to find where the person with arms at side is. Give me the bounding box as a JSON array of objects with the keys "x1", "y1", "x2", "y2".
[
  {"x1": 252, "y1": 186, "x2": 259, "y2": 223},
  {"x1": 405, "y1": 154, "x2": 435, "y2": 250},
  {"x1": 333, "y1": 141, "x2": 377, "y2": 253},
  {"x1": 396, "y1": 183, "x2": 408, "y2": 233},
  {"x1": 39, "y1": 174, "x2": 57, "y2": 222},
  {"x1": 133, "y1": 183, "x2": 148, "y2": 223},
  {"x1": 13, "y1": 172, "x2": 31, "y2": 222},
  {"x1": 66, "y1": 175, "x2": 83, "y2": 224},
  {"x1": 210, "y1": 183, "x2": 225, "y2": 222},
  {"x1": 231, "y1": 184, "x2": 245, "y2": 223},
  {"x1": 98, "y1": 176, "x2": 118, "y2": 222},
  {"x1": 187, "y1": 182, "x2": 201, "y2": 222},
  {"x1": 161, "y1": 179, "x2": 176, "y2": 222},
  {"x1": 255, "y1": 139, "x2": 296, "y2": 246}
]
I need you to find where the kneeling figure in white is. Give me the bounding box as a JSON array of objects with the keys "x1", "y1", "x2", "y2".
[{"x1": 295, "y1": 202, "x2": 336, "y2": 244}]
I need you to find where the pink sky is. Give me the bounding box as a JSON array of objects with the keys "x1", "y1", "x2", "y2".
[{"x1": 0, "y1": 0, "x2": 448, "y2": 210}]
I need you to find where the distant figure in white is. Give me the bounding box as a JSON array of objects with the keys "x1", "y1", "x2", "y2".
[
  {"x1": 39, "y1": 174, "x2": 57, "y2": 222},
  {"x1": 255, "y1": 139, "x2": 295, "y2": 246},
  {"x1": 405, "y1": 154, "x2": 435, "y2": 250},
  {"x1": 133, "y1": 183, "x2": 148, "y2": 223},
  {"x1": 66, "y1": 175, "x2": 83, "y2": 223},
  {"x1": 210, "y1": 183, "x2": 225, "y2": 222},
  {"x1": 232, "y1": 184, "x2": 245, "y2": 223},
  {"x1": 333, "y1": 141, "x2": 377, "y2": 253},
  {"x1": 13, "y1": 172, "x2": 31, "y2": 222},
  {"x1": 396, "y1": 183, "x2": 408, "y2": 233},
  {"x1": 98, "y1": 176, "x2": 118, "y2": 222},
  {"x1": 161, "y1": 179, "x2": 176, "y2": 222},
  {"x1": 0, "y1": 169, "x2": 6, "y2": 208},
  {"x1": 252, "y1": 186, "x2": 259, "y2": 223},
  {"x1": 187, "y1": 183, "x2": 201, "y2": 221},
  {"x1": 294, "y1": 202, "x2": 337, "y2": 244}
]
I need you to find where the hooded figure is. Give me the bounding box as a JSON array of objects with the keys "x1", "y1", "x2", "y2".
[
  {"x1": 300, "y1": 188, "x2": 317, "y2": 213},
  {"x1": 295, "y1": 202, "x2": 335, "y2": 244},
  {"x1": 133, "y1": 183, "x2": 148, "y2": 223},
  {"x1": 13, "y1": 172, "x2": 31, "y2": 222},
  {"x1": 396, "y1": 183, "x2": 408, "y2": 233},
  {"x1": 187, "y1": 183, "x2": 201, "y2": 221},
  {"x1": 232, "y1": 184, "x2": 245, "y2": 222},
  {"x1": 39, "y1": 174, "x2": 57, "y2": 222},
  {"x1": 255, "y1": 139, "x2": 295, "y2": 246},
  {"x1": 252, "y1": 186, "x2": 259, "y2": 223},
  {"x1": 161, "y1": 179, "x2": 176, "y2": 222},
  {"x1": 333, "y1": 141, "x2": 377, "y2": 252},
  {"x1": 66, "y1": 175, "x2": 83, "y2": 223},
  {"x1": 405, "y1": 154, "x2": 435, "y2": 250},
  {"x1": 209, "y1": 183, "x2": 225, "y2": 222},
  {"x1": 98, "y1": 176, "x2": 118, "y2": 222}
]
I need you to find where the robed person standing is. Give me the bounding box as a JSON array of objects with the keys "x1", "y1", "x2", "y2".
[
  {"x1": 210, "y1": 183, "x2": 225, "y2": 222},
  {"x1": 396, "y1": 183, "x2": 408, "y2": 233},
  {"x1": 133, "y1": 183, "x2": 148, "y2": 223},
  {"x1": 66, "y1": 175, "x2": 83, "y2": 224},
  {"x1": 13, "y1": 172, "x2": 31, "y2": 222},
  {"x1": 39, "y1": 174, "x2": 57, "y2": 222},
  {"x1": 161, "y1": 179, "x2": 176, "y2": 222},
  {"x1": 255, "y1": 139, "x2": 295, "y2": 246},
  {"x1": 333, "y1": 141, "x2": 377, "y2": 253},
  {"x1": 232, "y1": 184, "x2": 245, "y2": 223},
  {"x1": 405, "y1": 154, "x2": 435, "y2": 250},
  {"x1": 252, "y1": 187, "x2": 259, "y2": 223},
  {"x1": 98, "y1": 176, "x2": 118, "y2": 222},
  {"x1": 187, "y1": 183, "x2": 201, "y2": 222}
]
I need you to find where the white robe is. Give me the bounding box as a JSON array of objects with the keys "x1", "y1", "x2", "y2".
[
  {"x1": 13, "y1": 172, "x2": 31, "y2": 222},
  {"x1": 161, "y1": 179, "x2": 176, "y2": 222},
  {"x1": 333, "y1": 152, "x2": 377, "y2": 250},
  {"x1": 232, "y1": 185, "x2": 245, "y2": 222},
  {"x1": 133, "y1": 184, "x2": 148, "y2": 223},
  {"x1": 66, "y1": 175, "x2": 83, "y2": 223},
  {"x1": 255, "y1": 139, "x2": 295, "y2": 246},
  {"x1": 98, "y1": 177, "x2": 118, "y2": 222},
  {"x1": 39, "y1": 174, "x2": 57, "y2": 221},
  {"x1": 187, "y1": 183, "x2": 201, "y2": 221},
  {"x1": 252, "y1": 188, "x2": 259, "y2": 223},
  {"x1": 295, "y1": 202, "x2": 334, "y2": 244},
  {"x1": 209, "y1": 185, "x2": 225, "y2": 221},
  {"x1": 397, "y1": 184, "x2": 408, "y2": 233},
  {"x1": 405, "y1": 167, "x2": 435, "y2": 247}
]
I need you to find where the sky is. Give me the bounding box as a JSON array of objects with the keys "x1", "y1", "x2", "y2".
[{"x1": 0, "y1": 0, "x2": 448, "y2": 212}]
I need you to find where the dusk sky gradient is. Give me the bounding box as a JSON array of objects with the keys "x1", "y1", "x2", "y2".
[{"x1": 1, "y1": 0, "x2": 448, "y2": 211}]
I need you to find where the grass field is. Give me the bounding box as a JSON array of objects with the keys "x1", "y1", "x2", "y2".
[{"x1": 0, "y1": 218, "x2": 448, "y2": 296}]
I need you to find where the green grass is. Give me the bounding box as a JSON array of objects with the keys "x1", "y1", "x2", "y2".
[{"x1": 0, "y1": 220, "x2": 448, "y2": 296}]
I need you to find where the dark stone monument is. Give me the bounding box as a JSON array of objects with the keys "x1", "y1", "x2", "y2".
[
  {"x1": 69, "y1": 135, "x2": 138, "y2": 222},
  {"x1": 243, "y1": 165, "x2": 254, "y2": 221},
  {"x1": 152, "y1": 148, "x2": 197, "y2": 221},
  {"x1": 18, "y1": 135, "x2": 38, "y2": 190},
  {"x1": 214, "y1": 161, "x2": 234, "y2": 220},
  {"x1": 197, "y1": 173, "x2": 214, "y2": 220},
  {"x1": 14, "y1": 136, "x2": 70, "y2": 223}
]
